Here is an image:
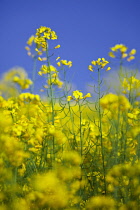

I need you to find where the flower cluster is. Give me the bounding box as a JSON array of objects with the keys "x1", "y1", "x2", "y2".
[
  {"x1": 108, "y1": 44, "x2": 136, "y2": 61},
  {"x1": 25, "y1": 26, "x2": 58, "y2": 59},
  {"x1": 34, "y1": 26, "x2": 57, "y2": 50},
  {"x1": 38, "y1": 65, "x2": 57, "y2": 75},
  {"x1": 36, "y1": 26, "x2": 58, "y2": 40},
  {"x1": 57, "y1": 59, "x2": 73, "y2": 68},
  {"x1": 122, "y1": 76, "x2": 140, "y2": 96},
  {"x1": 67, "y1": 90, "x2": 91, "y2": 101},
  {"x1": 47, "y1": 73, "x2": 63, "y2": 88},
  {"x1": 88, "y1": 58, "x2": 111, "y2": 71},
  {"x1": 38, "y1": 65, "x2": 63, "y2": 88}
]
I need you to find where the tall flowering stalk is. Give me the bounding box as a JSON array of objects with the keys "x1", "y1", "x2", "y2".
[
  {"x1": 67, "y1": 90, "x2": 91, "y2": 156},
  {"x1": 88, "y1": 58, "x2": 111, "y2": 194},
  {"x1": 25, "y1": 26, "x2": 59, "y2": 166}
]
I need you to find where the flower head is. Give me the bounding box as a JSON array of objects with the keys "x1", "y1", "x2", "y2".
[
  {"x1": 108, "y1": 44, "x2": 136, "y2": 61},
  {"x1": 88, "y1": 58, "x2": 110, "y2": 71},
  {"x1": 67, "y1": 90, "x2": 92, "y2": 101},
  {"x1": 57, "y1": 60, "x2": 72, "y2": 68}
]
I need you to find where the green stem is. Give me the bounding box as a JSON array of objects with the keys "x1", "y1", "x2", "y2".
[
  {"x1": 79, "y1": 102, "x2": 83, "y2": 157},
  {"x1": 45, "y1": 42, "x2": 55, "y2": 164},
  {"x1": 97, "y1": 68, "x2": 106, "y2": 194},
  {"x1": 31, "y1": 56, "x2": 37, "y2": 94}
]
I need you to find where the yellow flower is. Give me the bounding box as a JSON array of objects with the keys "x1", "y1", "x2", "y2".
[
  {"x1": 122, "y1": 53, "x2": 128, "y2": 58},
  {"x1": 120, "y1": 45, "x2": 128, "y2": 53},
  {"x1": 27, "y1": 35, "x2": 35, "y2": 46},
  {"x1": 54, "y1": 45, "x2": 61, "y2": 49},
  {"x1": 73, "y1": 90, "x2": 83, "y2": 100},
  {"x1": 88, "y1": 65, "x2": 94, "y2": 72},
  {"x1": 39, "y1": 65, "x2": 57, "y2": 75},
  {"x1": 38, "y1": 57, "x2": 43, "y2": 61},
  {"x1": 108, "y1": 51, "x2": 116, "y2": 58},
  {"x1": 68, "y1": 91, "x2": 92, "y2": 101},
  {"x1": 56, "y1": 56, "x2": 61, "y2": 60},
  {"x1": 36, "y1": 26, "x2": 58, "y2": 40},
  {"x1": 57, "y1": 62, "x2": 61, "y2": 67},
  {"x1": 106, "y1": 67, "x2": 111, "y2": 71},
  {"x1": 25, "y1": 46, "x2": 30, "y2": 51},
  {"x1": 67, "y1": 96, "x2": 73, "y2": 101},
  {"x1": 109, "y1": 44, "x2": 136, "y2": 61},
  {"x1": 83, "y1": 93, "x2": 92, "y2": 98},
  {"x1": 89, "y1": 58, "x2": 110, "y2": 71},
  {"x1": 129, "y1": 49, "x2": 136, "y2": 55},
  {"x1": 57, "y1": 60, "x2": 72, "y2": 68},
  {"x1": 127, "y1": 56, "x2": 135, "y2": 61},
  {"x1": 91, "y1": 60, "x2": 96, "y2": 65},
  {"x1": 67, "y1": 61, "x2": 72, "y2": 67}
]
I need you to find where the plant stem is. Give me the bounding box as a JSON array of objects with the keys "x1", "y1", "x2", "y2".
[
  {"x1": 31, "y1": 56, "x2": 37, "y2": 94},
  {"x1": 97, "y1": 68, "x2": 106, "y2": 194}
]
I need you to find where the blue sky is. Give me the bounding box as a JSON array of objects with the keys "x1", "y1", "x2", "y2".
[{"x1": 0, "y1": 0, "x2": 140, "y2": 93}]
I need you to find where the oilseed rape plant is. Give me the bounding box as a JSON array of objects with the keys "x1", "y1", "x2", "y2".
[{"x1": 0, "y1": 25, "x2": 140, "y2": 209}]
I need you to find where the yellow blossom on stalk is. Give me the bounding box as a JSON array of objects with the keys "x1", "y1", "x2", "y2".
[
  {"x1": 88, "y1": 65, "x2": 94, "y2": 72},
  {"x1": 38, "y1": 57, "x2": 42, "y2": 61},
  {"x1": 73, "y1": 90, "x2": 83, "y2": 99},
  {"x1": 127, "y1": 56, "x2": 135, "y2": 61},
  {"x1": 57, "y1": 62, "x2": 61, "y2": 67},
  {"x1": 34, "y1": 37, "x2": 47, "y2": 49},
  {"x1": 108, "y1": 51, "x2": 116, "y2": 58},
  {"x1": 129, "y1": 49, "x2": 136, "y2": 55},
  {"x1": 106, "y1": 66, "x2": 111, "y2": 71},
  {"x1": 57, "y1": 60, "x2": 72, "y2": 68},
  {"x1": 83, "y1": 93, "x2": 92, "y2": 98},
  {"x1": 122, "y1": 76, "x2": 140, "y2": 95},
  {"x1": 47, "y1": 77, "x2": 63, "y2": 88},
  {"x1": 26, "y1": 35, "x2": 35, "y2": 46},
  {"x1": 46, "y1": 72, "x2": 63, "y2": 88},
  {"x1": 109, "y1": 44, "x2": 136, "y2": 61},
  {"x1": 67, "y1": 90, "x2": 92, "y2": 101},
  {"x1": 36, "y1": 26, "x2": 58, "y2": 40},
  {"x1": 25, "y1": 26, "x2": 58, "y2": 55},
  {"x1": 67, "y1": 95, "x2": 73, "y2": 101},
  {"x1": 38, "y1": 65, "x2": 57, "y2": 75},
  {"x1": 54, "y1": 44, "x2": 60, "y2": 49},
  {"x1": 35, "y1": 48, "x2": 43, "y2": 55},
  {"x1": 25, "y1": 27, "x2": 57, "y2": 57},
  {"x1": 122, "y1": 53, "x2": 128, "y2": 58},
  {"x1": 56, "y1": 56, "x2": 60, "y2": 61},
  {"x1": 89, "y1": 58, "x2": 110, "y2": 71},
  {"x1": 37, "y1": 56, "x2": 47, "y2": 61},
  {"x1": 25, "y1": 46, "x2": 30, "y2": 51}
]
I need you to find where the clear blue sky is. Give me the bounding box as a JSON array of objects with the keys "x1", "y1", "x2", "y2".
[{"x1": 0, "y1": 0, "x2": 140, "y2": 93}]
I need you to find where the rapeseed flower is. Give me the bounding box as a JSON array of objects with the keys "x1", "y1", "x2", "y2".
[
  {"x1": 67, "y1": 90, "x2": 92, "y2": 101},
  {"x1": 54, "y1": 44, "x2": 61, "y2": 49},
  {"x1": 88, "y1": 58, "x2": 111, "y2": 71},
  {"x1": 38, "y1": 65, "x2": 57, "y2": 75},
  {"x1": 108, "y1": 44, "x2": 136, "y2": 61},
  {"x1": 57, "y1": 59, "x2": 72, "y2": 68}
]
